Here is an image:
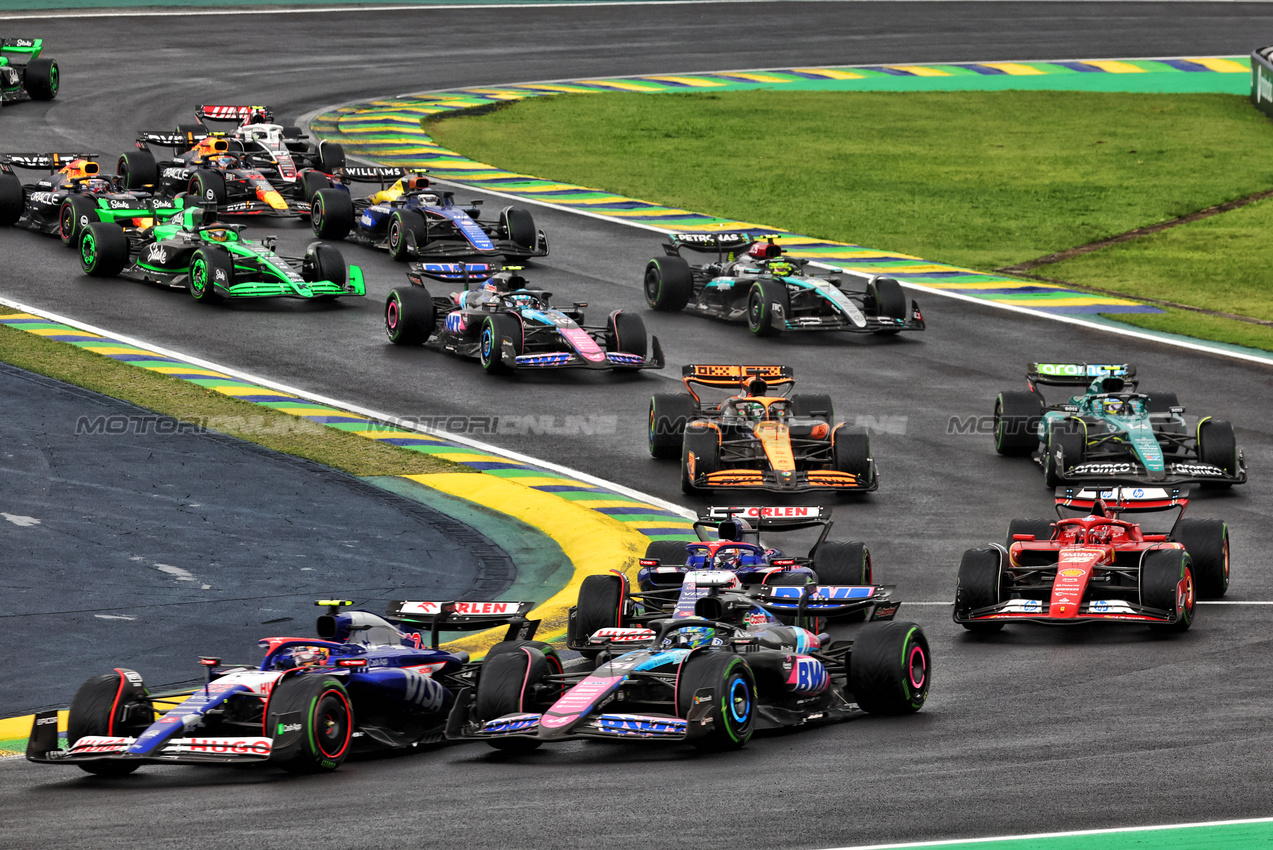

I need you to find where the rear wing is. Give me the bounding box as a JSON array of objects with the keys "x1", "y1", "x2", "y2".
[
  {"x1": 137, "y1": 129, "x2": 207, "y2": 149},
  {"x1": 196, "y1": 104, "x2": 264, "y2": 122},
  {"x1": 682, "y1": 364, "x2": 794, "y2": 397},
  {"x1": 757, "y1": 584, "x2": 899, "y2": 620},
  {"x1": 665, "y1": 231, "x2": 755, "y2": 254},
  {"x1": 0, "y1": 38, "x2": 41, "y2": 62},
  {"x1": 337, "y1": 166, "x2": 410, "y2": 183},
  {"x1": 386, "y1": 600, "x2": 538, "y2": 649},
  {"x1": 1, "y1": 152, "x2": 96, "y2": 172},
  {"x1": 698, "y1": 505, "x2": 830, "y2": 535},
  {"x1": 1056, "y1": 486, "x2": 1189, "y2": 514},
  {"x1": 1027, "y1": 362, "x2": 1136, "y2": 387}
]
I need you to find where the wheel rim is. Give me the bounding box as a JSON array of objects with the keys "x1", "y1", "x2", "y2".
[
  {"x1": 385, "y1": 297, "x2": 399, "y2": 333},
  {"x1": 480, "y1": 326, "x2": 494, "y2": 363},
  {"x1": 389, "y1": 221, "x2": 400, "y2": 250},
  {"x1": 727, "y1": 675, "x2": 751, "y2": 726},
  {"x1": 993, "y1": 400, "x2": 1004, "y2": 448},
  {"x1": 60, "y1": 204, "x2": 74, "y2": 240},
  {"x1": 1222, "y1": 535, "x2": 1231, "y2": 584},
  {"x1": 313, "y1": 689, "x2": 351, "y2": 759},
  {"x1": 1181, "y1": 567, "x2": 1195, "y2": 618},
  {"x1": 644, "y1": 268, "x2": 660, "y2": 304},
  {"x1": 648, "y1": 406, "x2": 656, "y2": 447},
  {"x1": 748, "y1": 290, "x2": 763, "y2": 329},
  {"x1": 313, "y1": 196, "x2": 324, "y2": 231},
  {"x1": 80, "y1": 231, "x2": 95, "y2": 268},
  {"x1": 50, "y1": 65, "x2": 59, "y2": 94},
  {"x1": 191, "y1": 259, "x2": 207, "y2": 294},
  {"x1": 907, "y1": 644, "x2": 927, "y2": 690}
]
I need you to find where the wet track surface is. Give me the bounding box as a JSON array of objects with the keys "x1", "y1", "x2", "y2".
[{"x1": 2, "y1": 3, "x2": 1273, "y2": 847}]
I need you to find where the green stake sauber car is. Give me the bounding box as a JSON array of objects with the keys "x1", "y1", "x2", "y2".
[
  {"x1": 78, "y1": 205, "x2": 365, "y2": 303},
  {"x1": 0, "y1": 38, "x2": 58, "y2": 108}
]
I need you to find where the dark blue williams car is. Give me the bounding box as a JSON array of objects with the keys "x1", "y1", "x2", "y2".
[
  {"x1": 308, "y1": 168, "x2": 549, "y2": 261},
  {"x1": 26, "y1": 599, "x2": 541, "y2": 775}
]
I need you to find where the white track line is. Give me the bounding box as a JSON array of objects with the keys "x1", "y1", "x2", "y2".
[
  {"x1": 0, "y1": 295, "x2": 695, "y2": 519},
  {"x1": 818, "y1": 814, "x2": 1273, "y2": 850}
]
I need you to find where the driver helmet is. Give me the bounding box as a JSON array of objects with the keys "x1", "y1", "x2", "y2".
[
  {"x1": 734, "y1": 400, "x2": 765, "y2": 420},
  {"x1": 290, "y1": 647, "x2": 330, "y2": 668},
  {"x1": 1102, "y1": 398, "x2": 1133, "y2": 416},
  {"x1": 663, "y1": 625, "x2": 719, "y2": 649},
  {"x1": 203, "y1": 227, "x2": 232, "y2": 243},
  {"x1": 767, "y1": 260, "x2": 796, "y2": 277}
]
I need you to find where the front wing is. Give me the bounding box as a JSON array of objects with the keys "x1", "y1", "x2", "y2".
[
  {"x1": 1035, "y1": 450, "x2": 1247, "y2": 487},
  {"x1": 688, "y1": 465, "x2": 878, "y2": 493},
  {"x1": 954, "y1": 598, "x2": 1185, "y2": 626},
  {"x1": 26, "y1": 710, "x2": 273, "y2": 766},
  {"x1": 495, "y1": 335, "x2": 664, "y2": 371}
]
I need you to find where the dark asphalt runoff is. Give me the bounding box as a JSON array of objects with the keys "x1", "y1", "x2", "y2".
[
  {"x1": 1, "y1": 3, "x2": 1272, "y2": 848},
  {"x1": 0, "y1": 361, "x2": 513, "y2": 714}
]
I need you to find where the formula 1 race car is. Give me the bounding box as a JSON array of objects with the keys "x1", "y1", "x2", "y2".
[
  {"x1": 448, "y1": 570, "x2": 927, "y2": 752},
  {"x1": 953, "y1": 486, "x2": 1231, "y2": 633},
  {"x1": 643, "y1": 232, "x2": 924, "y2": 337},
  {"x1": 650, "y1": 364, "x2": 876, "y2": 494},
  {"x1": 161, "y1": 104, "x2": 346, "y2": 182},
  {"x1": 127, "y1": 133, "x2": 322, "y2": 220},
  {"x1": 0, "y1": 152, "x2": 180, "y2": 245},
  {"x1": 311, "y1": 171, "x2": 549, "y2": 261},
  {"x1": 384, "y1": 264, "x2": 662, "y2": 373},
  {"x1": 77, "y1": 204, "x2": 365, "y2": 302},
  {"x1": 27, "y1": 599, "x2": 543, "y2": 775},
  {"x1": 993, "y1": 362, "x2": 1246, "y2": 488},
  {"x1": 638, "y1": 505, "x2": 872, "y2": 593},
  {"x1": 0, "y1": 38, "x2": 58, "y2": 108}
]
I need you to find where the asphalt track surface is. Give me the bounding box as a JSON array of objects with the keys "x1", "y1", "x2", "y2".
[
  {"x1": 0, "y1": 361, "x2": 513, "y2": 716},
  {"x1": 2, "y1": 3, "x2": 1273, "y2": 848}
]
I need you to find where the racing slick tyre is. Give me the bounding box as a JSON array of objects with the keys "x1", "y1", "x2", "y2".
[
  {"x1": 994, "y1": 391, "x2": 1044, "y2": 456},
  {"x1": 848, "y1": 620, "x2": 930, "y2": 715},
  {"x1": 1043, "y1": 419, "x2": 1086, "y2": 488},
  {"x1": 500, "y1": 206, "x2": 536, "y2": 250},
  {"x1": 388, "y1": 209, "x2": 427, "y2": 261},
  {"x1": 1197, "y1": 418, "x2": 1239, "y2": 488},
  {"x1": 866, "y1": 276, "x2": 907, "y2": 334},
  {"x1": 676, "y1": 652, "x2": 755, "y2": 751},
  {"x1": 747, "y1": 279, "x2": 789, "y2": 336},
  {"x1": 479, "y1": 313, "x2": 523, "y2": 374},
  {"x1": 299, "y1": 171, "x2": 330, "y2": 209},
  {"x1": 188, "y1": 169, "x2": 227, "y2": 206},
  {"x1": 644, "y1": 540, "x2": 690, "y2": 569},
  {"x1": 572, "y1": 573, "x2": 627, "y2": 653},
  {"x1": 79, "y1": 221, "x2": 128, "y2": 278},
  {"x1": 0, "y1": 172, "x2": 23, "y2": 225},
  {"x1": 1140, "y1": 548, "x2": 1196, "y2": 633},
  {"x1": 172, "y1": 123, "x2": 205, "y2": 154},
  {"x1": 1171, "y1": 519, "x2": 1229, "y2": 599},
  {"x1": 605, "y1": 310, "x2": 648, "y2": 361},
  {"x1": 303, "y1": 242, "x2": 346, "y2": 286},
  {"x1": 956, "y1": 547, "x2": 1005, "y2": 632},
  {"x1": 268, "y1": 675, "x2": 353, "y2": 772},
  {"x1": 67, "y1": 671, "x2": 151, "y2": 776},
  {"x1": 311, "y1": 187, "x2": 354, "y2": 240},
  {"x1": 1005, "y1": 518, "x2": 1054, "y2": 549},
  {"x1": 811, "y1": 541, "x2": 871, "y2": 585},
  {"x1": 384, "y1": 286, "x2": 435, "y2": 346},
  {"x1": 484, "y1": 640, "x2": 565, "y2": 713},
  {"x1": 316, "y1": 140, "x2": 345, "y2": 175},
  {"x1": 188, "y1": 246, "x2": 232, "y2": 303},
  {"x1": 644, "y1": 256, "x2": 693, "y2": 312},
  {"x1": 681, "y1": 425, "x2": 720, "y2": 494},
  {"x1": 1144, "y1": 391, "x2": 1185, "y2": 439},
  {"x1": 116, "y1": 150, "x2": 158, "y2": 191},
  {"x1": 23, "y1": 56, "x2": 58, "y2": 100},
  {"x1": 831, "y1": 425, "x2": 873, "y2": 483},
  {"x1": 649, "y1": 393, "x2": 696, "y2": 459},
  {"x1": 475, "y1": 645, "x2": 558, "y2": 752},
  {"x1": 790, "y1": 394, "x2": 835, "y2": 423},
  {"x1": 59, "y1": 195, "x2": 98, "y2": 247}
]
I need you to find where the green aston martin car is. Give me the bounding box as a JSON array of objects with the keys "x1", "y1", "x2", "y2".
[{"x1": 78, "y1": 205, "x2": 365, "y2": 303}]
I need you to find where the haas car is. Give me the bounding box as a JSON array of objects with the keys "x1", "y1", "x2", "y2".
[
  {"x1": 311, "y1": 170, "x2": 548, "y2": 261},
  {"x1": 954, "y1": 486, "x2": 1231, "y2": 634},
  {"x1": 27, "y1": 598, "x2": 543, "y2": 775},
  {"x1": 77, "y1": 204, "x2": 364, "y2": 302},
  {"x1": 993, "y1": 362, "x2": 1246, "y2": 488},
  {"x1": 644, "y1": 232, "x2": 924, "y2": 337},
  {"x1": 0, "y1": 152, "x2": 179, "y2": 244},
  {"x1": 0, "y1": 38, "x2": 58, "y2": 108},
  {"x1": 650, "y1": 364, "x2": 876, "y2": 494},
  {"x1": 447, "y1": 570, "x2": 928, "y2": 752},
  {"x1": 385, "y1": 264, "x2": 662, "y2": 374},
  {"x1": 166, "y1": 104, "x2": 346, "y2": 185},
  {"x1": 639, "y1": 505, "x2": 873, "y2": 594}
]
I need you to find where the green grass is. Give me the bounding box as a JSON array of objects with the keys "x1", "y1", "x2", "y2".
[
  {"x1": 0, "y1": 308, "x2": 463, "y2": 477},
  {"x1": 428, "y1": 90, "x2": 1273, "y2": 270}
]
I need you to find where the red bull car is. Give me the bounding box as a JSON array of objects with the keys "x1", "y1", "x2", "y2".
[
  {"x1": 26, "y1": 599, "x2": 541, "y2": 775},
  {"x1": 953, "y1": 486, "x2": 1230, "y2": 633},
  {"x1": 447, "y1": 570, "x2": 928, "y2": 752},
  {"x1": 384, "y1": 264, "x2": 663, "y2": 374},
  {"x1": 650, "y1": 364, "x2": 876, "y2": 494}
]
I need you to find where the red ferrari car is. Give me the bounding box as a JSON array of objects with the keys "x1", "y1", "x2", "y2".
[{"x1": 954, "y1": 486, "x2": 1229, "y2": 633}]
